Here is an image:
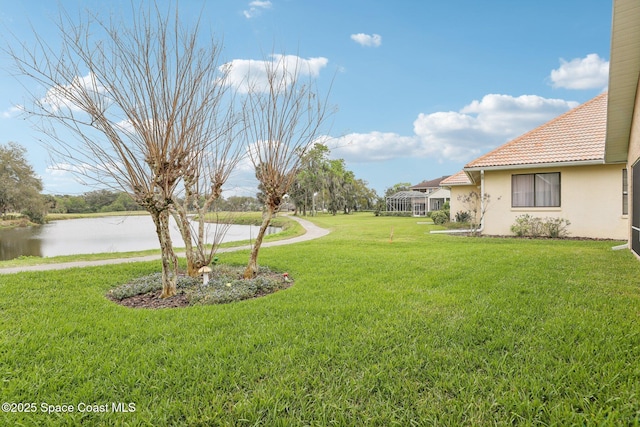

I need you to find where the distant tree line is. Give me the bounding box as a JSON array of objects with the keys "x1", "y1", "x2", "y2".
[
  {"x1": 45, "y1": 190, "x2": 144, "y2": 214},
  {"x1": 47, "y1": 190, "x2": 264, "y2": 214},
  {"x1": 285, "y1": 143, "x2": 379, "y2": 215}
]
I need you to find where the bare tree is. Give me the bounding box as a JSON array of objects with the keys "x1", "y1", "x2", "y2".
[
  {"x1": 456, "y1": 191, "x2": 499, "y2": 236},
  {"x1": 8, "y1": 3, "x2": 231, "y2": 297},
  {"x1": 241, "y1": 54, "x2": 333, "y2": 278},
  {"x1": 171, "y1": 105, "x2": 245, "y2": 277}
]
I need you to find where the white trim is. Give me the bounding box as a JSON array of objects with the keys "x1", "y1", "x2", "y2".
[{"x1": 464, "y1": 159, "x2": 607, "y2": 172}]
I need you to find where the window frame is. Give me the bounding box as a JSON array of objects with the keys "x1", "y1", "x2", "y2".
[
  {"x1": 623, "y1": 168, "x2": 629, "y2": 215},
  {"x1": 511, "y1": 172, "x2": 561, "y2": 208}
]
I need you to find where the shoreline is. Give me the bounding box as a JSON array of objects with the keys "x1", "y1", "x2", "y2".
[{"x1": 0, "y1": 215, "x2": 328, "y2": 274}]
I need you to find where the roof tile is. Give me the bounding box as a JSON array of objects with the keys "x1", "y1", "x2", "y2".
[
  {"x1": 440, "y1": 170, "x2": 472, "y2": 186},
  {"x1": 465, "y1": 92, "x2": 608, "y2": 169},
  {"x1": 411, "y1": 176, "x2": 450, "y2": 189}
]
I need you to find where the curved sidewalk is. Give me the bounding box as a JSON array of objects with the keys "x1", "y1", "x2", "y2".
[{"x1": 0, "y1": 216, "x2": 329, "y2": 275}]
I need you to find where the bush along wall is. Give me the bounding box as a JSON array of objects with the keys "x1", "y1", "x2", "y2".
[
  {"x1": 510, "y1": 214, "x2": 571, "y2": 238},
  {"x1": 431, "y1": 209, "x2": 450, "y2": 225}
]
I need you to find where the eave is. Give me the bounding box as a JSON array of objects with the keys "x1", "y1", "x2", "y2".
[
  {"x1": 464, "y1": 159, "x2": 608, "y2": 172},
  {"x1": 605, "y1": 0, "x2": 640, "y2": 163}
]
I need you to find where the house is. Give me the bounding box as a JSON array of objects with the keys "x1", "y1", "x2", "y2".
[
  {"x1": 604, "y1": 0, "x2": 640, "y2": 255},
  {"x1": 410, "y1": 176, "x2": 450, "y2": 193},
  {"x1": 386, "y1": 177, "x2": 451, "y2": 216},
  {"x1": 410, "y1": 176, "x2": 451, "y2": 213},
  {"x1": 442, "y1": 92, "x2": 629, "y2": 239}
]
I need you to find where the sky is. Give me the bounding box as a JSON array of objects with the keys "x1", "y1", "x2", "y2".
[{"x1": 0, "y1": 0, "x2": 612, "y2": 198}]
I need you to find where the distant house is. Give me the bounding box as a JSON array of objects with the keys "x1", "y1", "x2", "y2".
[
  {"x1": 441, "y1": 92, "x2": 628, "y2": 239},
  {"x1": 603, "y1": 0, "x2": 640, "y2": 256},
  {"x1": 386, "y1": 176, "x2": 451, "y2": 216},
  {"x1": 410, "y1": 176, "x2": 450, "y2": 193}
]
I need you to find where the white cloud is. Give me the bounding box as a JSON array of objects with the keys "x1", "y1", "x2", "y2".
[
  {"x1": 243, "y1": 0, "x2": 272, "y2": 18},
  {"x1": 330, "y1": 131, "x2": 418, "y2": 162},
  {"x1": 221, "y1": 54, "x2": 329, "y2": 93},
  {"x1": 350, "y1": 33, "x2": 382, "y2": 47},
  {"x1": 42, "y1": 72, "x2": 109, "y2": 113},
  {"x1": 458, "y1": 94, "x2": 578, "y2": 137},
  {"x1": 44, "y1": 163, "x2": 92, "y2": 192},
  {"x1": 1, "y1": 105, "x2": 22, "y2": 119},
  {"x1": 46, "y1": 163, "x2": 74, "y2": 177},
  {"x1": 549, "y1": 53, "x2": 609, "y2": 90},
  {"x1": 330, "y1": 94, "x2": 577, "y2": 163},
  {"x1": 220, "y1": 154, "x2": 259, "y2": 197},
  {"x1": 46, "y1": 162, "x2": 105, "y2": 177}
]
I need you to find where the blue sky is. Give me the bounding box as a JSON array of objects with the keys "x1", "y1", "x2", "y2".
[{"x1": 0, "y1": 0, "x2": 612, "y2": 197}]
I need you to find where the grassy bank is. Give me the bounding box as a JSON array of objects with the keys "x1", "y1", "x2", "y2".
[
  {"x1": 1, "y1": 214, "x2": 640, "y2": 425},
  {"x1": 0, "y1": 217, "x2": 36, "y2": 229}
]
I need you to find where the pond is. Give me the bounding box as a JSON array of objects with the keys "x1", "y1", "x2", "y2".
[{"x1": 0, "y1": 215, "x2": 278, "y2": 261}]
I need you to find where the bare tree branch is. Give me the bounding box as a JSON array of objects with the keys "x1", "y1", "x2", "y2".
[
  {"x1": 241, "y1": 53, "x2": 334, "y2": 278},
  {"x1": 7, "y1": 2, "x2": 232, "y2": 297}
]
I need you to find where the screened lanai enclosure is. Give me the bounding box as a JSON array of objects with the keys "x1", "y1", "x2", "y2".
[
  {"x1": 386, "y1": 191, "x2": 429, "y2": 216},
  {"x1": 385, "y1": 189, "x2": 451, "y2": 217}
]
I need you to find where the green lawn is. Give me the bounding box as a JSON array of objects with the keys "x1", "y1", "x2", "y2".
[{"x1": 1, "y1": 214, "x2": 639, "y2": 426}]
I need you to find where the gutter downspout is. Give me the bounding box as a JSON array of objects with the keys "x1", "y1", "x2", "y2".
[{"x1": 430, "y1": 169, "x2": 485, "y2": 234}]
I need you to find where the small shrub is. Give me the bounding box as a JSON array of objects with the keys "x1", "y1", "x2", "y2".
[
  {"x1": 454, "y1": 210, "x2": 472, "y2": 223},
  {"x1": 510, "y1": 215, "x2": 570, "y2": 238},
  {"x1": 19, "y1": 209, "x2": 46, "y2": 224},
  {"x1": 431, "y1": 210, "x2": 450, "y2": 225},
  {"x1": 544, "y1": 217, "x2": 571, "y2": 238},
  {"x1": 529, "y1": 217, "x2": 545, "y2": 237},
  {"x1": 510, "y1": 214, "x2": 532, "y2": 237}
]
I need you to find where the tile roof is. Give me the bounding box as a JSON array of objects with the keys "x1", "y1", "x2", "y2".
[
  {"x1": 440, "y1": 170, "x2": 472, "y2": 186},
  {"x1": 465, "y1": 92, "x2": 608, "y2": 169},
  {"x1": 411, "y1": 176, "x2": 450, "y2": 189}
]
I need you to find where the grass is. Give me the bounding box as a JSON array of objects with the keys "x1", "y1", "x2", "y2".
[{"x1": 1, "y1": 213, "x2": 640, "y2": 425}]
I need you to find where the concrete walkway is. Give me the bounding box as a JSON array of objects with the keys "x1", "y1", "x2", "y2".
[{"x1": 0, "y1": 216, "x2": 329, "y2": 275}]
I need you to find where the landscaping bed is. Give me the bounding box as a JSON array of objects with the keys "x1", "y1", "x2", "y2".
[{"x1": 107, "y1": 265, "x2": 293, "y2": 308}]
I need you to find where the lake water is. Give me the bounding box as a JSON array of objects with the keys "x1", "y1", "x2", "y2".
[{"x1": 0, "y1": 215, "x2": 277, "y2": 261}]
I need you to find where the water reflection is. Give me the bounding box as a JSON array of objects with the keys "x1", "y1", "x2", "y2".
[
  {"x1": 0, "y1": 215, "x2": 277, "y2": 261},
  {"x1": 0, "y1": 226, "x2": 45, "y2": 260}
]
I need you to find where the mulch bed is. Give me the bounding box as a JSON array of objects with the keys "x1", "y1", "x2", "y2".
[
  {"x1": 110, "y1": 290, "x2": 192, "y2": 309},
  {"x1": 107, "y1": 269, "x2": 293, "y2": 309}
]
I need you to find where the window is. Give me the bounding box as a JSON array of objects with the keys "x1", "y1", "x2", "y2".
[
  {"x1": 623, "y1": 168, "x2": 629, "y2": 215},
  {"x1": 512, "y1": 172, "x2": 560, "y2": 207}
]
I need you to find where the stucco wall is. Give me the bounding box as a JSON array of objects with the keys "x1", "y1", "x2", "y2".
[
  {"x1": 477, "y1": 164, "x2": 628, "y2": 239},
  {"x1": 448, "y1": 184, "x2": 479, "y2": 222}
]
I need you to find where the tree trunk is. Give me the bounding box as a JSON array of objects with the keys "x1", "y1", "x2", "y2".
[
  {"x1": 172, "y1": 207, "x2": 201, "y2": 277},
  {"x1": 152, "y1": 210, "x2": 179, "y2": 298},
  {"x1": 188, "y1": 205, "x2": 210, "y2": 277},
  {"x1": 243, "y1": 206, "x2": 275, "y2": 279}
]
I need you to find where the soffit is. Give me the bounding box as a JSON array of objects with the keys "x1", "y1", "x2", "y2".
[{"x1": 605, "y1": 0, "x2": 640, "y2": 163}]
